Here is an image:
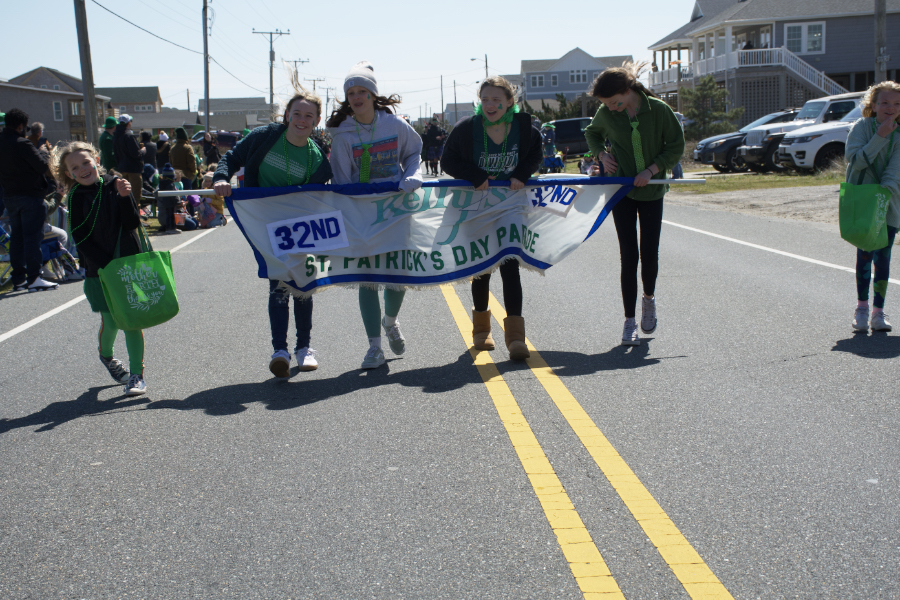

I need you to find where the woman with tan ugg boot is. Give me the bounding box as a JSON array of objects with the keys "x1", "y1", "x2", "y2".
[{"x1": 440, "y1": 76, "x2": 542, "y2": 360}]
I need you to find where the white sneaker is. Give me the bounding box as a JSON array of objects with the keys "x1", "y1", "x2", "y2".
[
  {"x1": 269, "y1": 349, "x2": 291, "y2": 378},
  {"x1": 852, "y1": 307, "x2": 870, "y2": 332},
  {"x1": 382, "y1": 317, "x2": 406, "y2": 355},
  {"x1": 641, "y1": 295, "x2": 657, "y2": 334},
  {"x1": 622, "y1": 318, "x2": 640, "y2": 346},
  {"x1": 871, "y1": 311, "x2": 892, "y2": 332},
  {"x1": 125, "y1": 373, "x2": 146, "y2": 396},
  {"x1": 295, "y1": 347, "x2": 318, "y2": 371},
  {"x1": 361, "y1": 345, "x2": 386, "y2": 369},
  {"x1": 27, "y1": 277, "x2": 59, "y2": 292}
]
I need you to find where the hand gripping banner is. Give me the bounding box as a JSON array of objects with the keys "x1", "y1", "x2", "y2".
[{"x1": 225, "y1": 176, "x2": 635, "y2": 297}]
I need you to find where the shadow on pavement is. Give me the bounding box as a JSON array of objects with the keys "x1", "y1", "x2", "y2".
[
  {"x1": 831, "y1": 332, "x2": 900, "y2": 358},
  {"x1": 498, "y1": 341, "x2": 686, "y2": 378},
  {"x1": 0, "y1": 385, "x2": 149, "y2": 434}
]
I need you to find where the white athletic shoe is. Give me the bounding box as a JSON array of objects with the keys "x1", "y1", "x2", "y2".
[
  {"x1": 382, "y1": 317, "x2": 406, "y2": 355},
  {"x1": 871, "y1": 311, "x2": 892, "y2": 332},
  {"x1": 622, "y1": 318, "x2": 640, "y2": 346},
  {"x1": 641, "y1": 295, "x2": 657, "y2": 334},
  {"x1": 361, "y1": 346, "x2": 386, "y2": 369},
  {"x1": 295, "y1": 347, "x2": 318, "y2": 371},
  {"x1": 27, "y1": 277, "x2": 59, "y2": 292},
  {"x1": 125, "y1": 373, "x2": 146, "y2": 396},
  {"x1": 852, "y1": 307, "x2": 870, "y2": 332},
  {"x1": 269, "y1": 349, "x2": 291, "y2": 378}
]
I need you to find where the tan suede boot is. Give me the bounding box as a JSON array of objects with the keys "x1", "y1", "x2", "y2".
[
  {"x1": 472, "y1": 309, "x2": 495, "y2": 350},
  {"x1": 503, "y1": 316, "x2": 530, "y2": 360}
]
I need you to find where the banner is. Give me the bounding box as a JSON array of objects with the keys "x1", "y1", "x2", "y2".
[{"x1": 225, "y1": 176, "x2": 634, "y2": 296}]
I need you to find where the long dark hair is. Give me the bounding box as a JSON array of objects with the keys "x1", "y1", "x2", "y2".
[
  {"x1": 590, "y1": 61, "x2": 659, "y2": 100},
  {"x1": 326, "y1": 93, "x2": 402, "y2": 128}
]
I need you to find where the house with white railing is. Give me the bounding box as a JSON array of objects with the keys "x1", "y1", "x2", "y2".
[{"x1": 648, "y1": 0, "x2": 900, "y2": 126}]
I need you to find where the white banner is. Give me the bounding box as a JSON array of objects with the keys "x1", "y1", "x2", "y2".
[{"x1": 225, "y1": 176, "x2": 634, "y2": 296}]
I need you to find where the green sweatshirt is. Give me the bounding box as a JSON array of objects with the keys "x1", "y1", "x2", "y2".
[{"x1": 584, "y1": 91, "x2": 685, "y2": 201}]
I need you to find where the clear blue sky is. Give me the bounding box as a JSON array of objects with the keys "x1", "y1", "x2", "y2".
[{"x1": 4, "y1": 0, "x2": 689, "y2": 118}]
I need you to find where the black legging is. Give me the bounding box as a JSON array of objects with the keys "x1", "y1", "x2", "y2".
[
  {"x1": 472, "y1": 260, "x2": 523, "y2": 316},
  {"x1": 611, "y1": 196, "x2": 663, "y2": 319}
]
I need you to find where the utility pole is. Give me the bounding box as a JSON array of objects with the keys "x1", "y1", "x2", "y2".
[
  {"x1": 453, "y1": 80, "x2": 457, "y2": 126},
  {"x1": 186, "y1": 89, "x2": 190, "y2": 111},
  {"x1": 324, "y1": 87, "x2": 335, "y2": 119},
  {"x1": 304, "y1": 77, "x2": 325, "y2": 91},
  {"x1": 441, "y1": 75, "x2": 444, "y2": 124},
  {"x1": 289, "y1": 58, "x2": 309, "y2": 83},
  {"x1": 484, "y1": 54, "x2": 488, "y2": 79},
  {"x1": 73, "y1": 0, "x2": 99, "y2": 145},
  {"x1": 202, "y1": 0, "x2": 210, "y2": 133},
  {"x1": 875, "y1": 0, "x2": 889, "y2": 84},
  {"x1": 253, "y1": 28, "x2": 289, "y2": 119}
]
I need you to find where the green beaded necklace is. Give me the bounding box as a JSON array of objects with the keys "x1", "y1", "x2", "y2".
[
  {"x1": 67, "y1": 177, "x2": 104, "y2": 240},
  {"x1": 281, "y1": 132, "x2": 314, "y2": 186},
  {"x1": 482, "y1": 116, "x2": 510, "y2": 179},
  {"x1": 354, "y1": 111, "x2": 378, "y2": 183}
]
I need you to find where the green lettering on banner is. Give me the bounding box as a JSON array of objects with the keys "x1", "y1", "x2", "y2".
[
  {"x1": 485, "y1": 188, "x2": 507, "y2": 209},
  {"x1": 374, "y1": 254, "x2": 380, "y2": 268},
  {"x1": 386, "y1": 251, "x2": 399, "y2": 269},
  {"x1": 431, "y1": 251, "x2": 445, "y2": 270},
  {"x1": 344, "y1": 257, "x2": 354, "y2": 269},
  {"x1": 452, "y1": 246, "x2": 467, "y2": 266},
  {"x1": 509, "y1": 225, "x2": 521, "y2": 244},
  {"x1": 305, "y1": 256, "x2": 315, "y2": 277},
  {"x1": 523, "y1": 227, "x2": 532, "y2": 249},
  {"x1": 431, "y1": 187, "x2": 450, "y2": 209},
  {"x1": 530, "y1": 232, "x2": 540, "y2": 253},
  {"x1": 413, "y1": 252, "x2": 425, "y2": 272},
  {"x1": 402, "y1": 192, "x2": 422, "y2": 212},
  {"x1": 418, "y1": 188, "x2": 433, "y2": 211},
  {"x1": 497, "y1": 226, "x2": 507, "y2": 247},
  {"x1": 371, "y1": 193, "x2": 406, "y2": 225},
  {"x1": 477, "y1": 235, "x2": 490, "y2": 256},
  {"x1": 450, "y1": 189, "x2": 477, "y2": 210},
  {"x1": 358, "y1": 257, "x2": 371, "y2": 269},
  {"x1": 318, "y1": 256, "x2": 330, "y2": 272},
  {"x1": 470, "y1": 241, "x2": 483, "y2": 261}
]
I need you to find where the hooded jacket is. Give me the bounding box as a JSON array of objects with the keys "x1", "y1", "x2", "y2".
[
  {"x1": 169, "y1": 139, "x2": 198, "y2": 179},
  {"x1": 214, "y1": 123, "x2": 332, "y2": 187},
  {"x1": 0, "y1": 126, "x2": 50, "y2": 197},
  {"x1": 140, "y1": 131, "x2": 157, "y2": 168},
  {"x1": 113, "y1": 122, "x2": 143, "y2": 173},
  {"x1": 326, "y1": 109, "x2": 422, "y2": 186}
]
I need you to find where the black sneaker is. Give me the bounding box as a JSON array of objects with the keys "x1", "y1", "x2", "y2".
[
  {"x1": 100, "y1": 355, "x2": 130, "y2": 383},
  {"x1": 12, "y1": 280, "x2": 29, "y2": 292}
]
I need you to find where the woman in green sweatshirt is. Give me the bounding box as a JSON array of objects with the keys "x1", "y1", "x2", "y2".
[{"x1": 584, "y1": 64, "x2": 684, "y2": 346}]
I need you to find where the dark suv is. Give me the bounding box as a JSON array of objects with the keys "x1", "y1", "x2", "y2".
[
  {"x1": 548, "y1": 117, "x2": 592, "y2": 155},
  {"x1": 693, "y1": 109, "x2": 799, "y2": 172}
]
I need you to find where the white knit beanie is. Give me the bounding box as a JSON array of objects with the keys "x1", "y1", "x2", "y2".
[
  {"x1": 158, "y1": 131, "x2": 169, "y2": 142},
  {"x1": 343, "y1": 61, "x2": 378, "y2": 96}
]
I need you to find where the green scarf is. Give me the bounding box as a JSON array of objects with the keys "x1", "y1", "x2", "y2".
[{"x1": 475, "y1": 102, "x2": 520, "y2": 127}]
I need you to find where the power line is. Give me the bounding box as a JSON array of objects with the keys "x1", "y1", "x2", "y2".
[
  {"x1": 88, "y1": 0, "x2": 202, "y2": 54},
  {"x1": 210, "y1": 56, "x2": 268, "y2": 94}
]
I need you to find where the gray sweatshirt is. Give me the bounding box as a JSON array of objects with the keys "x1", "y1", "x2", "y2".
[
  {"x1": 846, "y1": 116, "x2": 900, "y2": 228},
  {"x1": 327, "y1": 110, "x2": 423, "y2": 188}
]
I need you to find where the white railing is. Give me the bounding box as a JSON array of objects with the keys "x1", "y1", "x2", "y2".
[{"x1": 653, "y1": 47, "x2": 848, "y2": 96}]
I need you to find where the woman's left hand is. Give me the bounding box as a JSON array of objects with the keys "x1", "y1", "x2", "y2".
[
  {"x1": 633, "y1": 169, "x2": 653, "y2": 188},
  {"x1": 116, "y1": 178, "x2": 131, "y2": 197},
  {"x1": 509, "y1": 177, "x2": 525, "y2": 191}
]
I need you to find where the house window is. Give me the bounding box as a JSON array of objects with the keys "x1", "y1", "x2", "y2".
[
  {"x1": 71, "y1": 102, "x2": 82, "y2": 116},
  {"x1": 570, "y1": 70, "x2": 587, "y2": 83},
  {"x1": 785, "y1": 22, "x2": 825, "y2": 54},
  {"x1": 41, "y1": 85, "x2": 47, "y2": 89},
  {"x1": 54, "y1": 85, "x2": 60, "y2": 90},
  {"x1": 551, "y1": 74, "x2": 558, "y2": 87},
  {"x1": 53, "y1": 101, "x2": 63, "y2": 121},
  {"x1": 531, "y1": 75, "x2": 544, "y2": 88},
  {"x1": 120, "y1": 106, "x2": 126, "y2": 113}
]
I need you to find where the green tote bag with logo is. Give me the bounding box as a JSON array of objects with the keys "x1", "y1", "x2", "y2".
[
  {"x1": 840, "y1": 130, "x2": 893, "y2": 252},
  {"x1": 98, "y1": 222, "x2": 179, "y2": 331}
]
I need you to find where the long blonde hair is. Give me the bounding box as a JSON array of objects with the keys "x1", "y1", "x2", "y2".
[
  {"x1": 50, "y1": 141, "x2": 105, "y2": 196},
  {"x1": 861, "y1": 81, "x2": 900, "y2": 118}
]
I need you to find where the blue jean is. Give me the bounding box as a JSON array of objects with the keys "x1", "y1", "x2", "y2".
[
  {"x1": 269, "y1": 280, "x2": 313, "y2": 352},
  {"x1": 4, "y1": 195, "x2": 47, "y2": 284}
]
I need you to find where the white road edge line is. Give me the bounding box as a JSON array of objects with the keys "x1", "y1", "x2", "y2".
[
  {"x1": 663, "y1": 219, "x2": 900, "y2": 286},
  {"x1": 0, "y1": 228, "x2": 219, "y2": 345}
]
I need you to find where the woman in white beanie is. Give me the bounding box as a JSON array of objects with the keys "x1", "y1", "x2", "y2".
[{"x1": 326, "y1": 61, "x2": 423, "y2": 369}]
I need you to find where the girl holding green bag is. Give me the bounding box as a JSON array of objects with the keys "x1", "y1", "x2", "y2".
[
  {"x1": 51, "y1": 142, "x2": 148, "y2": 396},
  {"x1": 846, "y1": 82, "x2": 900, "y2": 333}
]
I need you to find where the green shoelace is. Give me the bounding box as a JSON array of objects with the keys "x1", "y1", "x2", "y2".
[
  {"x1": 482, "y1": 116, "x2": 510, "y2": 179},
  {"x1": 67, "y1": 177, "x2": 104, "y2": 240},
  {"x1": 354, "y1": 112, "x2": 379, "y2": 183},
  {"x1": 282, "y1": 132, "x2": 313, "y2": 186}
]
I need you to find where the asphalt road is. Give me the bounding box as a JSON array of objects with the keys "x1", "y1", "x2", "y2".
[{"x1": 1, "y1": 195, "x2": 897, "y2": 600}]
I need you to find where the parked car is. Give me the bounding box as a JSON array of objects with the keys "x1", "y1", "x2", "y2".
[
  {"x1": 191, "y1": 129, "x2": 242, "y2": 154},
  {"x1": 548, "y1": 117, "x2": 592, "y2": 156},
  {"x1": 779, "y1": 105, "x2": 863, "y2": 172},
  {"x1": 738, "y1": 92, "x2": 864, "y2": 172},
  {"x1": 693, "y1": 109, "x2": 800, "y2": 172}
]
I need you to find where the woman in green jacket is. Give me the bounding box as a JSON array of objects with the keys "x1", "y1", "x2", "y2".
[{"x1": 584, "y1": 64, "x2": 684, "y2": 346}]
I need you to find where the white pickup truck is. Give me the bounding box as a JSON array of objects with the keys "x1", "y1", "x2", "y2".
[{"x1": 778, "y1": 106, "x2": 863, "y2": 171}]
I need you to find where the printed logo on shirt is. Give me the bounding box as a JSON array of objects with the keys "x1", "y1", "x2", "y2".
[
  {"x1": 352, "y1": 135, "x2": 400, "y2": 180},
  {"x1": 478, "y1": 143, "x2": 519, "y2": 176},
  {"x1": 262, "y1": 150, "x2": 308, "y2": 181}
]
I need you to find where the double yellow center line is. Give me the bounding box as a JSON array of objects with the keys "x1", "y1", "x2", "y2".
[{"x1": 439, "y1": 284, "x2": 733, "y2": 600}]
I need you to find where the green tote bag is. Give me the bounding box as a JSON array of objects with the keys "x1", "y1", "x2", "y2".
[
  {"x1": 840, "y1": 132, "x2": 893, "y2": 252},
  {"x1": 98, "y1": 221, "x2": 179, "y2": 331}
]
